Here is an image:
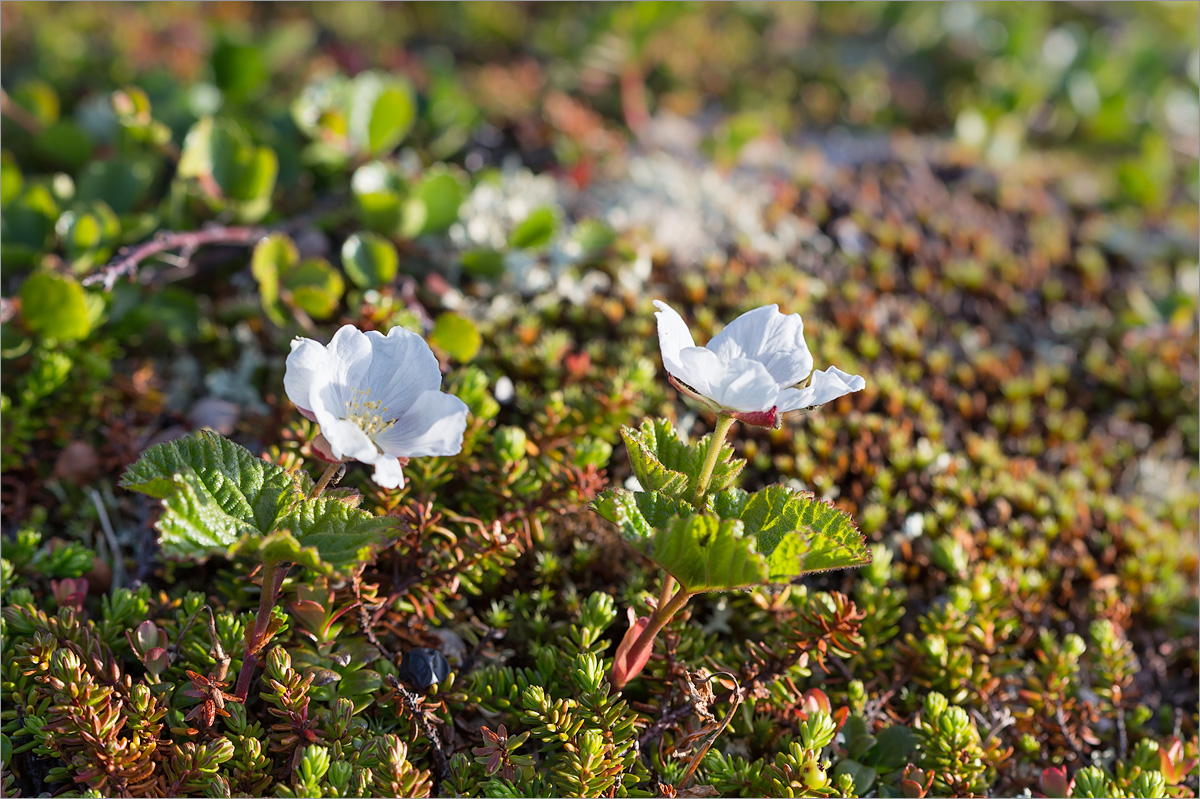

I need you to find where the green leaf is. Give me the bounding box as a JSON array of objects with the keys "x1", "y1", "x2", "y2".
[
  {"x1": 251, "y1": 233, "x2": 296, "y2": 326},
  {"x1": 571, "y1": 219, "x2": 616, "y2": 256},
  {"x1": 351, "y1": 160, "x2": 406, "y2": 235},
  {"x1": 341, "y1": 231, "x2": 399, "y2": 289},
  {"x1": 862, "y1": 725, "x2": 917, "y2": 772},
  {"x1": 277, "y1": 493, "x2": 395, "y2": 576},
  {"x1": 1, "y1": 152, "x2": 23, "y2": 206},
  {"x1": 56, "y1": 201, "x2": 121, "y2": 269},
  {"x1": 589, "y1": 488, "x2": 690, "y2": 542},
  {"x1": 234, "y1": 529, "x2": 326, "y2": 574},
  {"x1": 833, "y1": 760, "x2": 876, "y2": 795},
  {"x1": 648, "y1": 514, "x2": 767, "y2": 593},
  {"x1": 430, "y1": 312, "x2": 481, "y2": 362},
  {"x1": 75, "y1": 157, "x2": 156, "y2": 215},
  {"x1": 621, "y1": 419, "x2": 743, "y2": 502},
  {"x1": 253, "y1": 235, "x2": 344, "y2": 322},
  {"x1": 211, "y1": 37, "x2": 267, "y2": 103},
  {"x1": 19, "y1": 271, "x2": 93, "y2": 341},
  {"x1": 508, "y1": 206, "x2": 558, "y2": 250},
  {"x1": 120, "y1": 431, "x2": 298, "y2": 561},
  {"x1": 179, "y1": 117, "x2": 278, "y2": 221},
  {"x1": 348, "y1": 73, "x2": 416, "y2": 157},
  {"x1": 461, "y1": 248, "x2": 505, "y2": 280},
  {"x1": 620, "y1": 422, "x2": 689, "y2": 498},
  {"x1": 717, "y1": 484, "x2": 871, "y2": 578},
  {"x1": 1, "y1": 183, "x2": 57, "y2": 266},
  {"x1": 120, "y1": 431, "x2": 389, "y2": 577},
  {"x1": 34, "y1": 121, "x2": 94, "y2": 172},
  {"x1": 409, "y1": 166, "x2": 466, "y2": 235},
  {"x1": 285, "y1": 258, "x2": 344, "y2": 320}
]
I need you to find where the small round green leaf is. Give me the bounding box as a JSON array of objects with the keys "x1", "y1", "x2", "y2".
[
  {"x1": 509, "y1": 206, "x2": 559, "y2": 250},
  {"x1": 431, "y1": 312, "x2": 482, "y2": 362},
  {"x1": 19, "y1": 271, "x2": 93, "y2": 341},
  {"x1": 461, "y1": 248, "x2": 505, "y2": 280},
  {"x1": 341, "y1": 231, "x2": 399, "y2": 289},
  {"x1": 284, "y1": 258, "x2": 344, "y2": 320},
  {"x1": 411, "y1": 166, "x2": 466, "y2": 235}
]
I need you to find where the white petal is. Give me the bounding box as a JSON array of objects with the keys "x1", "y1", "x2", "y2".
[
  {"x1": 652, "y1": 301, "x2": 697, "y2": 378},
  {"x1": 777, "y1": 366, "x2": 866, "y2": 412},
  {"x1": 374, "y1": 390, "x2": 469, "y2": 458},
  {"x1": 313, "y1": 414, "x2": 379, "y2": 463},
  {"x1": 284, "y1": 336, "x2": 330, "y2": 414},
  {"x1": 675, "y1": 346, "x2": 725, "y2": 399},
  {"x1": 308, "y1": 325, "x2": 375, "y2": 417},
  {"x1": 706, "y1": 304, "x2": 814, "y2": 388},
  {"x1": 359, "y1": 326, "x2": 444, "y2": 415},
  {"x1": 371, "y1": 458, "x2": 406, "y2": 489},
  {"x1": 706, "y1": 357, "x2": 780, "y2": 412}
]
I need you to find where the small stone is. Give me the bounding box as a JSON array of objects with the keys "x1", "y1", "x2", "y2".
[
  {"x1": 52, "y1": 441, "x2": 101, "y2": 485},
  {"x1": 189, "y1": 397, "x2": 240, "y2": 436}
]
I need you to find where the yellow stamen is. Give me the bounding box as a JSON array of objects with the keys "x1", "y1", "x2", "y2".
[{"x1": 344, "y1": 387, "x2": 396, "y2": 437}]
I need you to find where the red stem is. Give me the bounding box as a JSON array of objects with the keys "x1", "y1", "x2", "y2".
[{"x1": 233, "y1": 561, "x2": 291, "y2": 700}]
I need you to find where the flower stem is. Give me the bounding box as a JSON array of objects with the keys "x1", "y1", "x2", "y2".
[
  {"x1": 612, "y1": 582, "x2": 695, "y2": 689},
  {"x1": 310, "y1": 461, "x2": 342, "y2": 498},
  {"x1": 233, "y1": 559, "x2": 292, "y2": 700},
  {"x1": 693, "y1": 414, "x2": 736, "y2": 504},
  {"x1": 637, "y1": 584, "x2": 693, "y2": 654}
]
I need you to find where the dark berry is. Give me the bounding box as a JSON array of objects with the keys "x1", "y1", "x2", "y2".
[{"x1": 397, "y1": 647, "x2": 451, "y2": 691}]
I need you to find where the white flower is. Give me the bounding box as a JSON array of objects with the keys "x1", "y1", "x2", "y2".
[
  {"x1": 285, "y1": 325, "x2": 469, "y2": 489},
  {"x1": 653, "y1": 300, "x2": 865, "y2": 427}
]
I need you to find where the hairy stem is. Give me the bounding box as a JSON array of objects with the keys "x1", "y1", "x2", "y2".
[
  {"x1": 310, "y1": 461, "x2": 342, "y2": 498},
  {"x1": 635, "y1": 584, "x2": 694, "y2": 656},
  {"x1": 613, "y1": 583, "x2": 695, "y2": 689},
  {"x1": 233, "y1": 560, "x2": 292, "y2": 700},
  {"x1": 693, "y1": 414, "x2": 736, "y2": 504}
]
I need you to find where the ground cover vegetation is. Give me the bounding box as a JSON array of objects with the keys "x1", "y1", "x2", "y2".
[{"x1": 1, "y1": 3, "x2": 1197, "y2": 797}]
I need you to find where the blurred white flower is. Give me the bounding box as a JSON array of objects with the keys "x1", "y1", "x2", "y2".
[
  {"x1": 653, "y1": 301, "x2": 865, "y2": 427},
  {"x1": 285, "y1": 325, "x2": 469, "y2": 489}
]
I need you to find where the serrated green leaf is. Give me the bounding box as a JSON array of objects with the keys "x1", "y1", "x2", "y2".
[
  {"x1": 277, "y1": 493, "x2": 395, "y2": 576},
  {"x1": 121, "y1": 431, "x2": 298, "y2": 561},
  {"x1": 621, "y1": 419, "x2": 743, "y2": 502},
  {"x1": 648, "y1": 514, "x2": 767, "y2": 593},
  {"x1": 719, "y1": 484, "x2": 871, "y2": 578},
  {"x1": 620, "y1": 422, "x2": 689, "y2": 497},
  {"x1": 121, "y1": 431, "x2": 390, "y2": 576},
  {"x1": 589, "y1": 489, "x2": 689, "y2": 541}
]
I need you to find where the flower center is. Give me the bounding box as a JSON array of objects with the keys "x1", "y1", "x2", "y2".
[{"x1": 344, "y1": 387, "x2": 396, "y2": 438}]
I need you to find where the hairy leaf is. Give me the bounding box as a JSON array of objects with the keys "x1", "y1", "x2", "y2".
[
  {"x1": 589, "y1": 489, "x2": 688, "y2": 541},
  {"x1": 718, "y1": 484, "x2": 871, "y2": 578},
  {"x1": 121, "y1": 431, "x2": 390, "y2": 575},
  {"x1": 621, "y1": 419, "x2": 743, "y2": 502},
  {"x1": 648, "y1": 514, "x2": 767, "y2": 593},
  {"x1": 121, "y1": 430, "x2": 297, "y2": 547}
]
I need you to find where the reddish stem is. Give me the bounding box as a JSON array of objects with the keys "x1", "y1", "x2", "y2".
[
  {"x1": 612, "y1": 584, "x2": 694, "y2": 690},
  {"x1": 233, "y1": 560, "x2": 291, "y2": 701},
  {"x1": 82, "y1": 226, "x2": 268, "y2": 290}
]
